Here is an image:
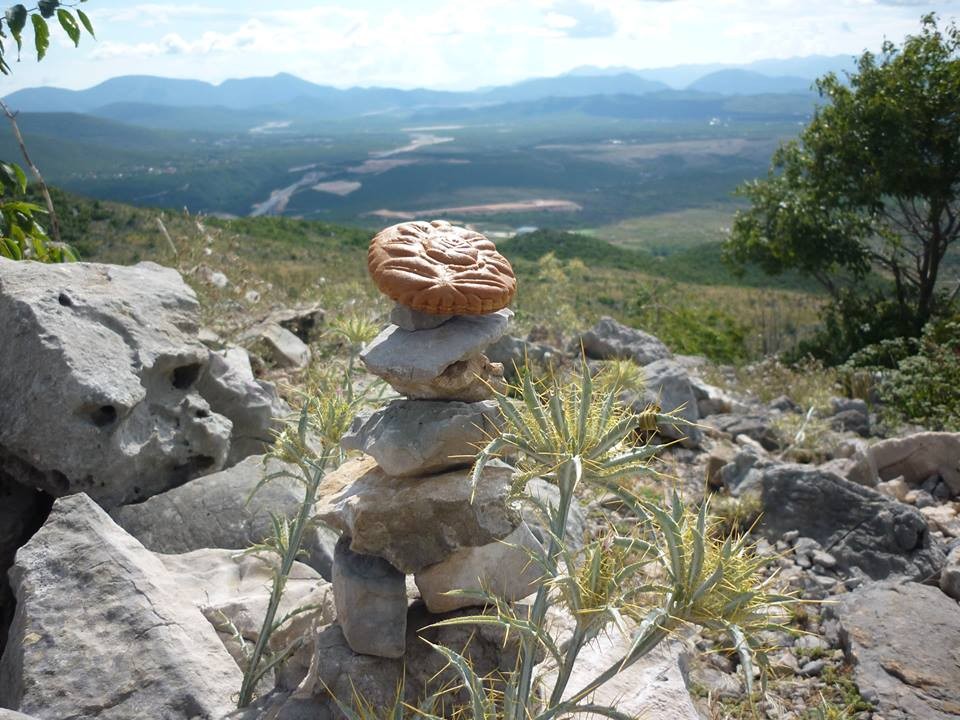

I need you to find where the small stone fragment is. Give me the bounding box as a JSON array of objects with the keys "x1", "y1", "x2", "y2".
[
  {"x1": 389, "y1": 304, "x2": 453, "y2": 331},
  {"x1": 241, "y1": 321, "x2": 311, "y2": 370},
  {"x1": 333, "y1": 536, "x2": 408, "y2": 658},
  {"x1": 940, "y1": 545, "x2": 960, "y2": 600},
  {"x1": 415, "y1": 523, "x2": 543, "y2": 613}
]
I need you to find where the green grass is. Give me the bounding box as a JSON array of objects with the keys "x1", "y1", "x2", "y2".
[
  {"x1": 46, "y1": 188, "x2": 823, "y2": 361},
  {"x1": 584, "y1": 206, "x2": 738, "y2": 254}
]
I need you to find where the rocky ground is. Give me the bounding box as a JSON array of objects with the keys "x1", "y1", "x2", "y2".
[{"x1": 0, "y1": 256, "x2": 958, "y2": 720}]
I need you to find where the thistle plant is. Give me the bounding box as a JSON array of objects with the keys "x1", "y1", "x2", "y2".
[
  {"x1": 327, "y1": 311, "x2": 380, "y2": 403},
  {"x1": 414, "y1": 360, "x2": 794, "y2": 719},
  {"x1": 235, "y1": 390, "x2": 355, "y2": 708}
]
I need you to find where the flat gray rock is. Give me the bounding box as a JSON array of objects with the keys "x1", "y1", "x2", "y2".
[
  {"x1": 756, "y1": 465, "x2": 944, "y2": 580},
  {"x1": 111, "y1": 454, "x2": 338, "y2": 580},
  {"x1": 0, "y1": 494, "x2": 241, "y2": 719},
  {"x1": 540, "y1": 630, "x2": 699, "y2": 720},
  {"x1": 315, "y1": 456, "x2": 520, "y2": 573},
  {"x1": 159, "y1": 548, "x2": 335, "y2": 692},
  {"x1": 341, "y1": 399, "x2": 502, "y2": 477},
  {"x1": 830, "y1": 581, "x2": 960, "y2": 720},
  {"x1": 0, "y1": 259, "x2": 235, "y2": 508},
  {"x1": 360, "y1": 309, "x2": 512, "y2": 383}
]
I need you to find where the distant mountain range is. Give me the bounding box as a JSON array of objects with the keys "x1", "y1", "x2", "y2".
[
  {"x1": 3, "y1": 54, "x2": 853, "y2": 121},
  {"x1": 565, "y1": 54, "x2": 855, "y2": 88}
]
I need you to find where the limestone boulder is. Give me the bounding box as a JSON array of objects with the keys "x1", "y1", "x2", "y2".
[
  {"x1": 266, "y1": 302, "x2": 326, "y2": 342},
  {"x1": 315, "y1": 457, "x2": 520, "y2": 573},
  {"x1": 0, "y1": 474, "x2": 50, "y2": 656},
  {"x1": 415, "y1": 522, "x2": 543, "y2": 613},
  {"x1": 641, "y1": 359, "x2": 699, "y2": 421},
  {"x1": 0, "y1": 494, "x2": 241, "y2": 719},
  {"x1": 577, "y1": 316, "x2": 672, "y2": 365},
  {"x1": 829, "y1": 581, "x2": 960, "y2": 720},
  {"x1": 341, "y1": 399, "x2": 502, "y2": 477},
  {"x1": 847, "y1": 432, "x2": 960, "y2": 493},
  {"x1": 690, "y1": 376, "x2": 746, "y2": 416},
  {"x1": 111, "y1": 454, "x2": 338, "y2": 580},
  {"x1": 756, "y1": 465, "x2": 944, "y2": 580},
  {"x1": 705, "y1": 413, "x2": 780, "y2": 451},
  {"x1": 0, "y1": 259, "x2": 235, "y2": 507},
  {"x1": 620, "y1": 358, "x2": 701, "y2": 446},
  {"x1": 486, "y1": 334, "x2": 560, "y2": 382},
  {"x1": 197, "y1": 347, "x2": 288, "y2": 465},
  {"x1": 159, "y1": 548, "x2": 335, "y2": 691},
  {"x1": 539, "y1": 629, "x2": 699, "y2": 720}
]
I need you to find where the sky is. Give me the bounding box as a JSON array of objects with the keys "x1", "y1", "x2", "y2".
[{"x1": 2, "y1": 0, "x2": 958, "y2": 92}]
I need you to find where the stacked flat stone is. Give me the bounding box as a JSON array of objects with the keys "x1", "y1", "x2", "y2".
[{"x1": 318, "y1": 220, "x2": 542, "y2": 658}]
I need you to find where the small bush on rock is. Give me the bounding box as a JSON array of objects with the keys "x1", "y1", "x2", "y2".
[{"x1": 847, "y1": 317, "x2": 960, "y2": 431}]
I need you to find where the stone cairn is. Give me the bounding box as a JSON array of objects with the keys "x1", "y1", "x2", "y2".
[{"x1": 315, "y1": 220, "x2": 543, "y2": 658}]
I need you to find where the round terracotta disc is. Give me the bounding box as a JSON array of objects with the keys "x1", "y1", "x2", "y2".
[{"x1": 367, "y1": 220, "x2": 517, "y2": 315}]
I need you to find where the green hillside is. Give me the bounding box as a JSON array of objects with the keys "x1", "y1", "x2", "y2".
[{"x1": 41, "y1": 188, "x2": 821, "y2": 363}]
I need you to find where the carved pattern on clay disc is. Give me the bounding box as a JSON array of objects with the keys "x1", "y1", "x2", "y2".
[{"x1": 367, "y1": 220, "x2": 516, "y2": 315}]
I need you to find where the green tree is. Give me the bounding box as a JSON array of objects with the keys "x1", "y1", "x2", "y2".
[
  {"x1": 725, "y1": 14, "x2": 960, "y2": 357},
  {"x1": 0, "y1": 1, "x2": 94, "y2": 261}
]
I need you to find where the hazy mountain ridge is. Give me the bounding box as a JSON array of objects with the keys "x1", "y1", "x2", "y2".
[{"x1": 3, "y1": 53, "x2": 847, "y2": 119}]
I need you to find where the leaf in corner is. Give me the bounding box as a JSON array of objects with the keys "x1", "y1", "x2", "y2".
[
  {"x1": 37, "y1": 0, "x2": 59, "y2": 20},
  {"x1": 76, "y1": 9, "x2": 94, "y2": 38},
  {"x1": 5, "y1": 4, "x2": 26, "y2": 51},
  {"x1": 31, "y1": 14, "x2": 49, "y2": 61},
  {"x1": 56, "y1": 9, "x2": 79, "y2": 46}
]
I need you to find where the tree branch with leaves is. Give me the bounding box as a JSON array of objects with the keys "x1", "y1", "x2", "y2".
[
  {"x1": 0, "y1": 0, "x2": 94, "y2": 262},
  {"x1": 725, "y1": 14, "x2": 960, "y2": 360}
]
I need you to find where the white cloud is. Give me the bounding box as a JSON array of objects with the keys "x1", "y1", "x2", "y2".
[{"x1": 7, "y1": 0, "x2": 959, "y2": 93}]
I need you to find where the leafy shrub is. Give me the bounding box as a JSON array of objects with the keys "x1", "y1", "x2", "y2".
[
  {"x1": 865, "y1": 318, "x2": 960, "y2": 431},
  {"x1": 788, "y1": 286, "x2": 918, "y2": 365}
]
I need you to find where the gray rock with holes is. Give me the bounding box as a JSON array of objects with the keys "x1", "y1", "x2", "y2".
[
  {"x1": 196, "y1": 347, "x2": 288, "y2": 465},
  {"x1": 0, "y1": 258, "x2": 235, "y2": 508}
]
